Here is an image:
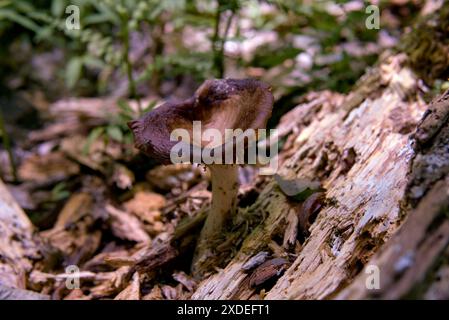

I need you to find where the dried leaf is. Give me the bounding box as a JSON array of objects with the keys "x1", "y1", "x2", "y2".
[
  {"x1": 61, "y1": 134, "x2": 121, "y2": 172},
  {"x1": 54, "y1": 193, "x2": 92, "y2": 228},
  {"x1": 124, "y1": 191, "x2": 166, "y2": 224},
  {"x1": 40, "y1": 193, "x2": 101, "y2": 266},
  {"x1": 146, "y1": 164, "x2": 207, "y2": 192},
  {"x1": 249, "y1": 258, "x2": 290, "y2": 288},
  {"x1": 142, "y1": 285, "x2": 163, "y2": 300},
  {"x1": 18, "y1": 152, "x2": 79, "y2": 183},
  {"x1": 106, "y1": 204, "x2": 151, "y2": 243},
  {"x1": 298, "y1": 192, "x2": 325, "y2": 237}
]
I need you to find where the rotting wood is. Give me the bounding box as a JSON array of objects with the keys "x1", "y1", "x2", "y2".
[
  {"x1": 337, "y1": 104, "x2": 449, "y2": 299},
  {"x1": 192, "y1": 53, "x2": 429, "y2": 299},
  {"x1": 0, "y1": 283, "x2": 50, "y2": 300},
  {"x1": 191, "y1": 4, "x2": 449, "y2": 299},
  {"x1": 0, "y1": 179, "x2": 44, "y2": 289},
  {"x1": 336, "y1": 177, "x2": 449, "y2": 299}
]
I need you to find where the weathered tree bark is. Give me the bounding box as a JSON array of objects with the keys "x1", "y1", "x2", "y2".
[
  {"x1": 0, "y1": 179, "x2": 44, "y2": 289},
  {"x1": 191, "y1": 3, "x2": 449, "y2": 300},
  {"x1": 337, "y1": 92, "x2": 449, "y2": 299}
]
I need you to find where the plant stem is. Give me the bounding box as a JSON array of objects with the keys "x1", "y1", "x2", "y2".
[
  {"x1": 150, "y1": 20, "x2": 165, "y2": 95},
  {"x1": 0, "y1": 108, "x2": 18, "y2": 182},
  {"x1": 218, "y1": 11, "x2": 235, "y2": 74},
  {"x1": 212, "y1": 1, "x2": 236, "y2": 78},
  {"x1": 212, "y1": 3, "x2": 224, "y2": 78},
  {"x1": 122, "y1": 16, "x2": 142, "y2": 115}
]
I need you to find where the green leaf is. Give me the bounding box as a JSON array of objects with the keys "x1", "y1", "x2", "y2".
[
  {"x1": 117, "y1": 99, "x2": 134, "y2": 117},
  {"x1": 107, "y1": 125, "x2": 123, "y2": 142},
  {"x1": 0, "y1": 1, "x2": 12, "y2": 9},
  {"x1": 35, "y1": 26, "x2": 54, "y2": 42},
  {"x1": 123, "y1": 132, "x2": 134, "y2": 146},
  {"x1": 66, "y1": 57, "x2": 83, "y2": 89},
  {"x1": 84, "y1": 13, "x2": 116, "y2": 26},
  {"x1": 51, "y1": 0, "x2": 67, "y2": 17},
  {"x1": 92, "y1": 2, "x2": 120, "y2": 24},
  {"x1": 83, "y1": 126, "x2": 104, "y2": 155},
  {"x1": 82, "y1": 56, "x2": 105, "y2": 69},
  {"x1": 51, "y1": 182, "x2": 70, "y2": 201},
  {"x1": 0, "y1": 9, "x2": 40, "y2": 32}
]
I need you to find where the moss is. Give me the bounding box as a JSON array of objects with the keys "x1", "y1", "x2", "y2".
[{"x1": 401, "y1": 3, "x2": 449, "y2": 84}]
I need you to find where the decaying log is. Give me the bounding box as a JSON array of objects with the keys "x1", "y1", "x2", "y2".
[
  {"x1": 1, "y1": 1, "x2": 448, "y2": 300},
  {"x1": 192, "y1": 53, "x2": 428, "y2": 299},
  {"x1": 337, "y1": 177, "x2": 449, "y2": 299},
  {"x1": 337, "y1": 95, "x2": 449, "y2": 299},
  {"x1": 0, "y1": 179, "x2": 45, "y2": 289},
  {"x1": 0, "y1": 284, "x2": 50, "y2": 300},
  {"x1": 190, "y1": 3, "x2": 449, "y2": 300}
]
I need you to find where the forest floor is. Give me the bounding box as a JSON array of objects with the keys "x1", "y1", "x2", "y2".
[{"x1": 1, "y1": 0, "x2": 449, "y2": 300}]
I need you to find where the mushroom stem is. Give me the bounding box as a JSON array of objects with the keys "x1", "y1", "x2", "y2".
[
  {"x1": 192, "y1": 164, "x2": 239, "y2": 274},
  {"x1": 202, "y1": 164, "x2": 239, "y2": 241}
]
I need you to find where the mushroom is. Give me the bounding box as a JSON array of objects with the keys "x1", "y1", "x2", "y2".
[{"x1": 128, "y1": 78, "x2": 274, "y2": 272}]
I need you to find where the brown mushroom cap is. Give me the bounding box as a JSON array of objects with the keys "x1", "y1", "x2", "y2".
[{"x1": 128, "y1": 78, "x2": 274, "y2": 164}]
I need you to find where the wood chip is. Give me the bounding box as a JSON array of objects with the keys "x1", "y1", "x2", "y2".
[
  {"x1": 172, "y1": 271, "x2": 197, "y2": 292},
  {"x1": 106, "y1": 204, "x2": 151, "y2": 244},
  {"x1": 115, "y1": 272, "x2": 140, "y2": 300}
]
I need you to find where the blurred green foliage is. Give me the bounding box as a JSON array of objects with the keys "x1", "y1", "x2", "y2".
[
  {"x1": 0, "y1": 0, "x2": 214, "y2": 95},
  {"x1": 4, "y1": 0, "x2": 424, "y2": 150},
  {"x1": 1, "y1": 0, "x2": 429, "y2": 151},
  {"x1": 0, "y1": 0, "x2": 402, "y2": 97},
  {"x1": 82, "y1": 98, "x2": 157, "y2": 154}
]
